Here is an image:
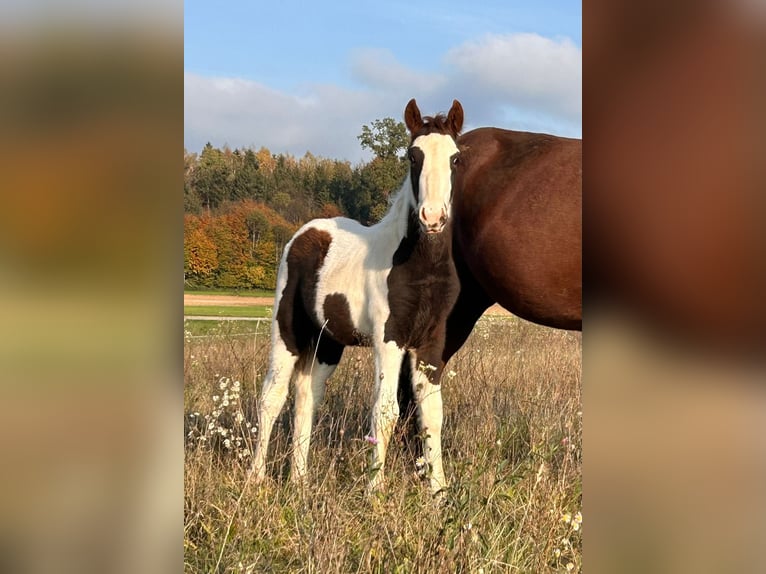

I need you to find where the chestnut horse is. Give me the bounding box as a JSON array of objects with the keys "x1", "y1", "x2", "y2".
[
  {"x1": 443, "y1": 127, "x2": 582, "y2": 363},
  {"x1": 398, "y1": 127, "x2": 581, "y2": 455}
]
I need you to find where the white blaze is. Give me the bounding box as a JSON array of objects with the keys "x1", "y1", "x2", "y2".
[{"x1": 412, "y1": 132, "x2": 458, "y2": 230}]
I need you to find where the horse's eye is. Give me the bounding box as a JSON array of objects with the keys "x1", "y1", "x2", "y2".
[{"x1": 452, "y1": 155, "x2": 460, "y2": 166}]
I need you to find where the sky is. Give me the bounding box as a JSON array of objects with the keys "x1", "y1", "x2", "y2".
[{"x1": 185, "y1": 0, "x2": 581, "y2": 163}]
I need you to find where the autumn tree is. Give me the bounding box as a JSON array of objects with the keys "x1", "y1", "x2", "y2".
[
  {"x1": 184, "y1": 214, "x2": 218, "y2": 286},
  {"x1": 183, "y1": 199, "x2": 297, "y2": 290}
]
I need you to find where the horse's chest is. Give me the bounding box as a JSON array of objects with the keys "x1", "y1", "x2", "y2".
[{"x1": 383, "y1": 250, "x2": 458, "y2": 348}]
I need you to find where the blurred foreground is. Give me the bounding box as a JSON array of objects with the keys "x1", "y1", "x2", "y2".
[
  {"x1": 0, "y1": 7, "x2": 181, "y2": 574},
  {"x1": 586, "y1": 0, "x2": 766, "y2": 572}
]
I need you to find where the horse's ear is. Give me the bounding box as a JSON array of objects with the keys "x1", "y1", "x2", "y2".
[
  {"x1": 404, "y1": 98, "x2": 422, "y2": 134},
  {"x1": 447, "y1": 99, "x2": 464, "y2": 135}
]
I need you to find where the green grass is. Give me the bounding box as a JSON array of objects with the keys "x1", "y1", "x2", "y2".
[
  {"x1": 184, "y1": 305, "x2": 272, "y2": 318},
  {"x1": 184, "y1": 288, "x2": 276, "y2": 298},
  {"x1": 184, "y1": 316, "x2": 582, "y2": 573},
  {"x1": 184, "y1": 319, "x2": 269, "y2": 337}
]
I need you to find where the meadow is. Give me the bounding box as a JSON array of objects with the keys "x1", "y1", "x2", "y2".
[{"x1": 184, "y1": 315, "x2": 582, "y2": 573}]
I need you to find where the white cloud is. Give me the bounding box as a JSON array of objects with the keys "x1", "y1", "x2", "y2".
[
  {"x1": 444, "y1": 33, "x2": 581, "y2": 124},
  {"x1": 184, "y1": 33, "x2": 581, "y2": 161},
  {"x1": 184, "y1": 73, "x2": 382, "y2": 162},
  {"x1": 350, "y1": 48, "x2": 445, "y2": 95}
]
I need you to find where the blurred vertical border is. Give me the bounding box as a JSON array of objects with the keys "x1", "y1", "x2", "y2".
[
  {"x1": 585, "y1": 0, "x2": 766, "y2": 572},
  {"x1": 0, "y1": 1, "x2": 182, "y2": 573}
]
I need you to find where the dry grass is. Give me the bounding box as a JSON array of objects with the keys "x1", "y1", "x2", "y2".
[{"x1": 184, "y1": 316, "x2": 582, "y2": 573}]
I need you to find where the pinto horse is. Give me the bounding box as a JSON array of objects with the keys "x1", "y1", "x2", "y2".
[
  {"x1": 443, "y1": 127, "x2": 582, "y2": 363},
  {"x1": 252, "y1": 99, "x2": 464, "y2": 494}
]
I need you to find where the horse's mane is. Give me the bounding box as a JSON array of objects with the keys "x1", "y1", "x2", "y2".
[
  {"x1": 377, "y1": 172, "x2": 415, "y2": 239},
  {"x1": 413, "y1": 113, "x2": 460, "y2": 138}
]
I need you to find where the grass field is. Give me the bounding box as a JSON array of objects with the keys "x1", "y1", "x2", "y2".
[
  {"x1": 184, "y1": 315, "x2": 582, "y2": 573},
  {"x1": 184, "y1": 305, "x2": 273, "y2": 318},
  {"x1": 184, "y1": 288, "x2": 276, "y2": 298},
  {"x1": 184, "y1": 319, "x2": 270, "y2": 338}
]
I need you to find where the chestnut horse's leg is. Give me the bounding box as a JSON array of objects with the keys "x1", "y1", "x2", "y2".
[{"x1": 441, "y1": 268, "x2": 493, "y2": 365}]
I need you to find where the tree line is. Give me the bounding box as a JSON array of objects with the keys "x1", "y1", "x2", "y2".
[{"x1": 184, "y1": 118, "x2": 409, "y2": 290}]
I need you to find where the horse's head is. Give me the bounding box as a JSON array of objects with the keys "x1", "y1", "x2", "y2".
[{"x1": 404, "y1": 98, "x2": 464, "y2": 235}]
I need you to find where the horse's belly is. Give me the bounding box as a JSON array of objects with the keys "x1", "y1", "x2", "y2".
[{"x1": 314, "y1": 274, "x2": 375, "y2": 346}]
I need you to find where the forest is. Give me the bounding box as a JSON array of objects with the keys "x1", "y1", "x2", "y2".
[{"x1": 183, "y1": 118, "x2": 409, "y2": 289}]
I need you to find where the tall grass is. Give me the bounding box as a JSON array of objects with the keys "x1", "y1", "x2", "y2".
[{"x1": 184, "y1": 316, "x2": 581, "y2": 573}]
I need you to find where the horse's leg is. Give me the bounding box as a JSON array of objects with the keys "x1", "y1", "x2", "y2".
[
  {"x1": 368, "y1": 340, "x2": 405, "y2": 493},
  {"x1": 442, "y1": 266, "x2": 493, "y2": 364},
  {"x1": 413, "y1": 334, "x2": 449, "y2": 494},
  {"x1": 290, "y1": 337, "x2": 344, "y2": 484},
  {"x1": 251, "y1": 336, "x2": 297, "y2": 481},
  {"x1": 396, "y1": 351, "x2": 420, "y2": 456},
  {"x1": 411, "y1": 376, "x2": 446, "y2": 492}
]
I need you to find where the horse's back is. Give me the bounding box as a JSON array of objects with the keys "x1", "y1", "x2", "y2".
[
  {"x1": 454, "y1": 128, "x2": 582, "y2": 329},
  {"x1": 459, "y1": 127, "x2": 580, "y2": 180},
  {"x1": 284, "y1": 217, "x2": 367, "y2": 272},
  {"x1": 279, "y1": 216, "x2": 380, "y2": 346}
]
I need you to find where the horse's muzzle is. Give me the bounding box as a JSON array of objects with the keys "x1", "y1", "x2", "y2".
[
  {"x1": 421, "y1": 221, "x2": 446, "y2": 234},
  {"x1": 420, "y1": 206, "x2": 447, "y2": 234}
]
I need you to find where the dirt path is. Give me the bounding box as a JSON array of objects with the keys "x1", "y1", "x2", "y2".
[{"x1": 184, "y1": 293, "x2": 511, "y2": 316}]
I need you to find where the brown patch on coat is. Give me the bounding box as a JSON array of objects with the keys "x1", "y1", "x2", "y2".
[
  {"x1": 323, "y1": 293, "x2": 368, "y2": 347},
  {"x1": 276, "y1": 227, "x2": 332, "y2": 357}
]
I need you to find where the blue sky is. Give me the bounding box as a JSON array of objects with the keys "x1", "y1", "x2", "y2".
[{"x1": 185, "y1": 0, "x2": 581, "y2": 162}]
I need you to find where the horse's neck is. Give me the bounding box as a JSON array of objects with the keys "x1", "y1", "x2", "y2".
[
  {"x1": 369, "y1": 177, "x2": 454, "y2": 263},
  {"x1": 386, "y1": 211, "x2": 453, "y2": 271},
  {"x1": 369, "y1": 175, "x2": 415, "y2": 246}
]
